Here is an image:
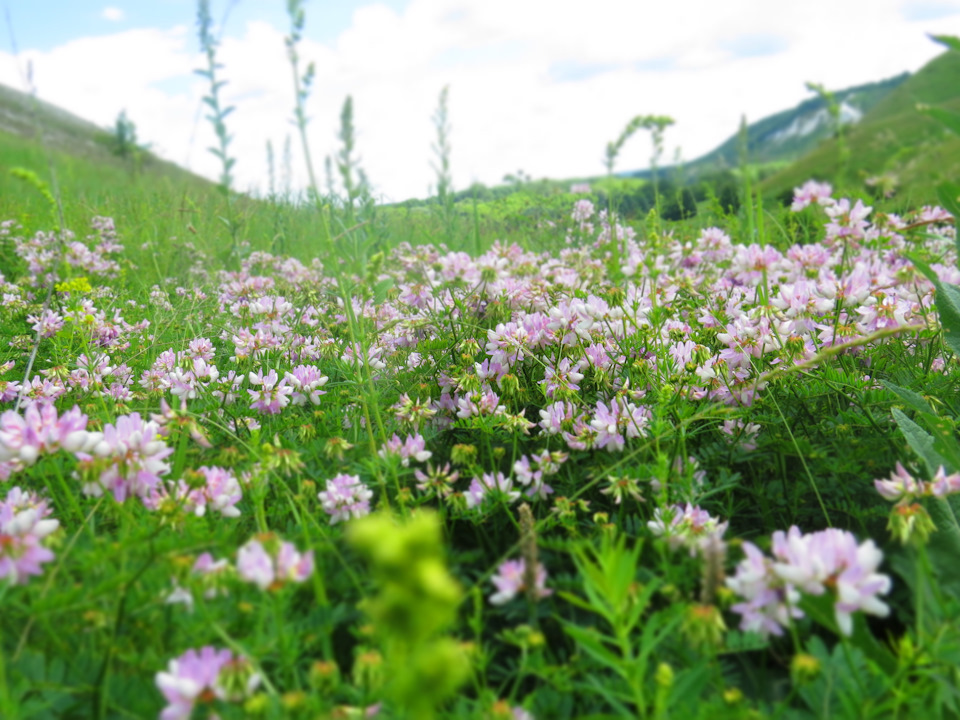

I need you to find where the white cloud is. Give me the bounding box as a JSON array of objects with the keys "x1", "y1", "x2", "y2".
[
  {"x1": 4, "y1": 0, "x2": 960, "y2": 201},
  {"x1": 102, "y1": 6, "x2": 124, "y2": 22}
]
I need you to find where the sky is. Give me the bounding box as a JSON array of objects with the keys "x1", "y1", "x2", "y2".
[{"x1": 2, "y1": 1, "x2": 960, "y2": 202}]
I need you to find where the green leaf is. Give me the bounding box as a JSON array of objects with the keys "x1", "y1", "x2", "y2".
[
  {"x1": 881, "y1": 380, "x2": 933, "y2": 414},
  {"x1": 924, "y1": 496, "x2": 960, "y2": 603},
  {"x1": 373, "y1": 278, "x2": 394, "y2": 304},
  {"x1": 798, "y1": 593, "x2": 897, "y2": 676},
  {"x1": 934, "y1": 181, "x2": 960, "y2": 258},
  {"x1": 560, "y1": 622, "x2": 627, "y2": 675},
  {"x1": 936, "y1": 181, "x2": 960, "y2": 219},
  {"x1": 892, "y1": 407, "x2": 946, "y2": 475},
  {"x1": 907, "y1": 254, "x2": 960, "y2": 355}
]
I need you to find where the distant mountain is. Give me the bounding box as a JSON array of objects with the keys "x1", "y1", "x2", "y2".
[
  {"x1": 760, "y1": 49, "x2": 960, "y2": 205},
  {"x1": 625, "y1": 73, "x2": 909, "y2": 180}
]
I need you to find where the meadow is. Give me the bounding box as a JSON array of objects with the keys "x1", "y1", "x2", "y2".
[{"x1": 3, "y1": 7, "x2": 960, "y2": 719}]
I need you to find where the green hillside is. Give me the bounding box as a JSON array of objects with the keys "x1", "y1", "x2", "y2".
[
  {"x1": 0, "y1": 82, "x2": 221, "y2": 228},
  {"x1": 0, "y1": 82, "x2": 345, "y2": 274},
  {"x1": 759, "y1": 50, "x2": 960, "y2": 206}
]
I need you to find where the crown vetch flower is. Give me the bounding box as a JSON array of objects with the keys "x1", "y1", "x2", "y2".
[
  {"x1": 159, "y1": 465, "x2": 243, "y2": 518},
  {"x1": 489, "y1": 558, "x2": 552, "y2": 606},
  {"x1": 80, "y1": 412, "x2": 173, "y2": 503},
  {"x1": 648, "y1": 503, "x2": 728, "y2": 556},
  {"x1": 247, "y1": 368, "x2": 293, "y2": 414},
  {"x1": 236, "y1": 534, "x2": 314, "y2": 590},
  {"x1": 318, "y1": 473, "x2": 373, "y2": 524},
  {"x1": 727, "y1": 526, "x2": 891, "y2": 637},
  {"x1": 0, "y1": 404, "x2": 95, "y2": 476},
  {"x1": 0, "y1": 486, "x2": 60, "y2": 584},
  {"x1": 155, "y1": 646, "x2": 260, "y2": 720}
]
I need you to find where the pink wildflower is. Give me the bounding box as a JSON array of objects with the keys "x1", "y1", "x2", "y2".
[
  {"x1": 790, "y1": 180, "x2": 834, "y2": 211},
  {"x1": 247, "y1": 368, "x2": 293, "y2": 414},
  {"x1": 489, "y1": 558, "x2": 552, "y2": 605},
  {"x1": 236, "y1": 534, "x2": 314, "y2": 590},
  {"x1": 727, "y1": 526, "x2": 891, "y2": 637},
  {"x1": 79, "y1": 413, "x2": 172, "y2": 503},
  {"x1": 0, "y1": 486, "x2": 60, "y2": 584},
  {"x1": 318, "y1": 473, "x2": 373, "y2": 524},
  {"x1": 155, "y1": 646, "x2": 260, "y2": 720}
]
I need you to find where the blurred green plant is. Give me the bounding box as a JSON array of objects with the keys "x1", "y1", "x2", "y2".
[{"x1": 347, "y1": 510, "x2": 472, "y2": 719}]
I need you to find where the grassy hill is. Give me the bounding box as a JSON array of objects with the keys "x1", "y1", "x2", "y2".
[
  {"x1": 0, "y1": 82, "x2": 342, "y2": 274},
  {"x1": 624, "y1": 74, "x2": 909, "y2": 182},
  {"x1": 759, "y1": 50, "x2": 960, "y2": 207},
  {"x1": 0, "y1": 82, "x2": 223, "y2": 230}
]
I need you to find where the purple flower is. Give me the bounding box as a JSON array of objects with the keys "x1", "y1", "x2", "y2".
[
  {"x1": 590, "y1": 398, "x2": 649, "y2": 452},
  {"x1": 727, "y1": 526, "x2": 891, "y2": 637},
  {"x1": 236, "y1": 534, "x2": 314, "y2": 590},
  {"x1": 247, "y1": 368, "x2": 293, "y2": 414},
  {"x1": 318, "y1": 474, "x2": 373, "y2": 524},
  {"x1": 378, "y1": 433, "x2": 432, "y2": 466},
  {"x1": 155, "y1": 646, "x2": 260, "y2": 720},
  {"x1": 466, "y1": 472, "x2": 520, "y2": 510},
  {"x1": 929, "y1": 466, "x2": 960, "y2": 498},
  {"x1": 0, "y1": 404, "x2": 94, "y2": 475},
  {"x1": 165, "y1": 552, "x2": 231, "y2": 611},
  {"x1": 0, "y1": 486, "x2": 60, "y2": 584},
  {"x1": 790, "y1": 180, "x2": 834, "y2": 211},
  {"x1": 414, "y1": 462, "x2": 459, "y2": 499},
  {"x1": 771, "y1": 527, "x2": 891, "y2": 636},
  {"x1": 513, "y1": 451, "x2": 562, "y2": 501},
  {"x1": 489, "y1": 558, "x2": 552, "y2": 605},
  {"x1": 284, "y1": 364, "x2": 328, "y2": 406},
  {"x1": 236, "y1": 539, "x2": 274, "y2": 590},
  {"x1": 824, "y1": 198, "x2": 872, "y2": 247},
  {"x1": 874, "y1": 462, "x2": 922, "y2": 502},
  {"x1": 80, "y1": 412, "x2": 173, "y2": 503},
  {"x1": 648, "y1": 503, "x2": 728, "y2": 556},
  {"x1": 726, "y1": 542, "x2": 802, "y2": 637},
  {"x1": 158, "y1": 466, "x2": 243, "y2": 518}
]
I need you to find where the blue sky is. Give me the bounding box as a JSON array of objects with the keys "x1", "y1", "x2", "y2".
[
  {"x1": 6, "y1": 1, "x2": 406, "y2": 52},
  {"x1": 2, "y1": 1, "x2": 960, "y2": 201}
]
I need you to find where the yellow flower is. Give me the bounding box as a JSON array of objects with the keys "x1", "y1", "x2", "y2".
[{"x1": 54, "y1": 277, "x2": 93, "y2": 294}]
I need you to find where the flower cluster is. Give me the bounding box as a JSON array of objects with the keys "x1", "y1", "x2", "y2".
[
  {"x1": 726, "y1": 526, "x2": 891, "y2": 637},
  {"x1": 874, "y1": 462, "x2": 960, "y2": 502},
  {"x1": 378, "y1": 432, "x2": 432, "y2": 466},
  {"x1": 648, "y1": 503, "x2": 728, "y2": 556},
  {"x1": 151, "y1": 465, "x2": 243, "y2": 518},
  {"x1": 78, "y1": 412, "x2": 173, "y2": 503},
  {"x1": 489, "y1": 558, "x2": 552, "y2": 606},
  {"x1": 513, "y1": 450, "x2": 566, "y2": 500},
  {"x1": 466, "y1": 471, "x2": 521, "y2": 509},
  {"x1": 166, "y1": 552, "x2": 232, "y2": 611},
  {"x1": 236, "y1": 533, "x2": 314, "y2": 591},
  {"x1": 247, "y1": 368, "x2": 294, "y2": 414},
  {"x1": 0, "y1": 486, "x2": 60, "y2": 584},
  {"x1": 318, "y1": 473, "x2": 374, "y2": 524},
  {"x1": 0, "y1": 404, "x2": 94, "y2": 478},
  {"x1": 155, "y1": 646, "x2": 260, "y2": 720}
]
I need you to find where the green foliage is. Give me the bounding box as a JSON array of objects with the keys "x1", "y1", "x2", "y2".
[
  {"x1": 9, "y1": 167, "x2": 59, "y2": 230},
  {"x1": 347, "y1": 511, "x2": 471, "y2": 718},
  {"x1": 195, "y1": 0, "x2": 237, "y2": 196},
  {"x1": 108, "y1": 110, "x2": 147, "y2": 164}
]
